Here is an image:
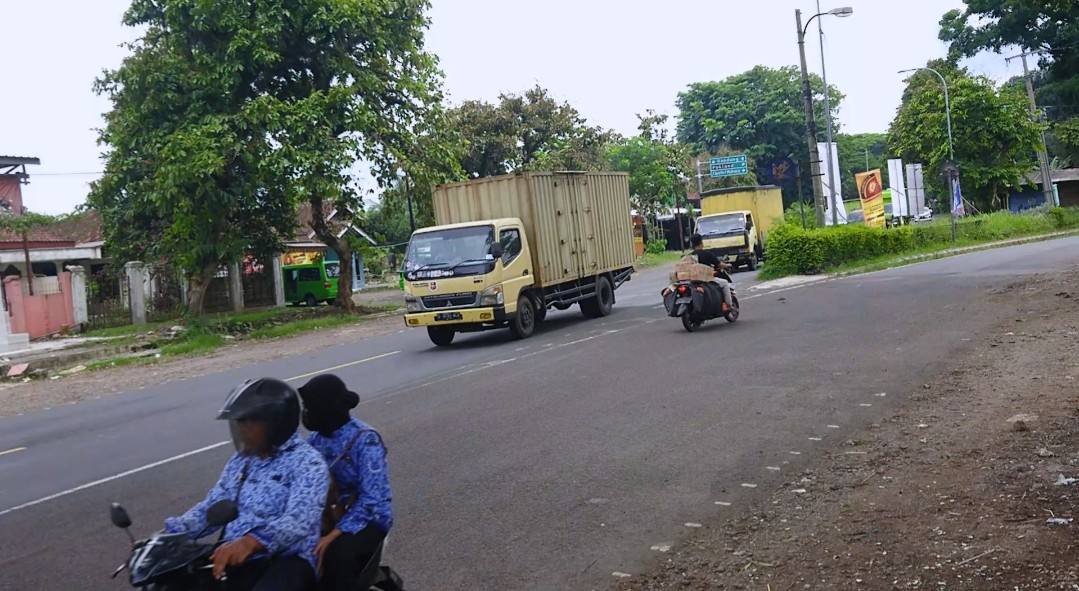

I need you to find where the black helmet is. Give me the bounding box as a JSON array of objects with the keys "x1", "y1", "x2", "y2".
[
  {"x1": 217, "y1": 378, "x2": 300, "y2": 451},
  {"x1": 690, "y1": 233, "x2": 703, "y2": 248}
]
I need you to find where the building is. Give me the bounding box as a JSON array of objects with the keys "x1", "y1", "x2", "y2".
[{"x1": 1009, "y1": 169, "x2": 1079, "y2": 211}]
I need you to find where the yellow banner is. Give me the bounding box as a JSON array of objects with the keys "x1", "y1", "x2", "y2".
[
  {"x1": 281, "y1": 249, "x2": 324, "y2": 266},
  {"x1": 856, "y1": 169, "x2": 886, "y2": 229}
]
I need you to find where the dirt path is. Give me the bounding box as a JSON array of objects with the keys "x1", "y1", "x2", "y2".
[
  {"x1": 0, "y1": 312, "x2": 405, "y2": 418},
  {"x1": 619, "y1": 268, "x2": 1079, "y2": 591}
]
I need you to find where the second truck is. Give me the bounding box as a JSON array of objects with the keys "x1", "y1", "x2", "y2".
[
  {"x1": 402, "y1": 171, "x2": 637, "y2": 347},
  {"x1": 695, "y1": 185, "x2": 784, "y2": 271}
]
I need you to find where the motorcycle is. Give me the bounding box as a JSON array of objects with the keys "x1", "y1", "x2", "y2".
[
  {"x1": 661, "y1": 269, "x2": 740, "y2": 332},
  {"x1": 108, "y1": 500, "x2": 405, "y2": 590}
]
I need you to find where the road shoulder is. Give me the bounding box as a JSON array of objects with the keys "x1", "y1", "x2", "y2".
[{"x1": 619, "y1": 266, "x2": 1079, "y2": 590}]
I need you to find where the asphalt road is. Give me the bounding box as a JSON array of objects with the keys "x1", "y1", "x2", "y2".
[{"x1": 0, "y1": 239, "x2": 1074, "y2": 591}]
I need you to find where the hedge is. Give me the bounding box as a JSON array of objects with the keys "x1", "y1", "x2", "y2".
[{"x1": 764, "y1": 207, "x2": 1079, "y2": 277}]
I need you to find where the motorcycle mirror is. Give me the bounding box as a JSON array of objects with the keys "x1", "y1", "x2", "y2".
[
  {"x1": 205, "y1": 500, "x2": 239, "y2": 528},
  {"x1": 110, "y1": 503, "x2": 133, "y2": 529}
]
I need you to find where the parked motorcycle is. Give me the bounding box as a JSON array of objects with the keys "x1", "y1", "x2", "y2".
[
  {"x1": 662, "y1": 269, "x2": 740, "y2": 332},
  {"x1": 107, "y1": 500, "x2": 406, "y2": 590}
]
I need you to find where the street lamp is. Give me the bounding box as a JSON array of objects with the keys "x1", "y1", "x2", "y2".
[
  {"x1": 899, "y1": 67, "x2": 957, "y2": 241},
  {"x1": 795, "y1": 5, "x2": 853, "y2": 227}
]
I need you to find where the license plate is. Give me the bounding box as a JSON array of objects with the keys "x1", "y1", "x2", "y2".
[
  {"x1": 435, "y1": 312, "x2": 462, "y2": 322},
  {"x1": 675, "y1": 297, "x2": 692, "y2": 304}
]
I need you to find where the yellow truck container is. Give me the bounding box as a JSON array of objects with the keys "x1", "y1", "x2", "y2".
[
  {"x1": 403, "y1": 172, "x2": 636, "y2": 347},
  {"x1": 696, "y1": 185, "x2": 784, "y2": 271}
]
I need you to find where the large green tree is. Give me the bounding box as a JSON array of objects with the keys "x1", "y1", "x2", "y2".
[
  {"x1": 836, "y1": 133, "x2": 889, "y2": 201},
  {"x1": 447, "y1": 85, "x2": 619, "y2": 179},
  {"x1": 888, "y1": 63, "x2": 1045, "y2": 211},
  {"x1": 606, "y1": 111, "x2": 691, "y2": 224},
  {"x1": 92, "y1": 0, "x2": 446, "y2": 314},
  {"x1": 675, "y1": 65, "x2": 843, "y2": 163}
]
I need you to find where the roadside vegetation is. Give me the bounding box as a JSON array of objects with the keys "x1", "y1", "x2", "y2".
[
  {"x1": 84, "y1": 304, "x2": 399, "y2": 371},
  {"x1": 762, "y1": 206, "x2": 1079, "y2": 279}
]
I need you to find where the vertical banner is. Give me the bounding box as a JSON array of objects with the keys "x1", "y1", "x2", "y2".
[
  {"x1": 905, "y1": 163, "x2": 927, "y2": 216},
  {"x1": 855, "y1": 169, "x2": 887, "y2": 229},
  {"x1": 887, "y1": 158, "x2": 908, "y2": 217},
  {"x1": 952, "y1": 177, "x2": 965, "y2": 218},
  {"x1": 817, "y1": 141, "x2": 848, "y2": 225}
]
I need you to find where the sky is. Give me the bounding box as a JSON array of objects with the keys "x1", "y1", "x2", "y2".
[{"x1": 2, "y1": 0, "x2": 1021, "y2": 215}]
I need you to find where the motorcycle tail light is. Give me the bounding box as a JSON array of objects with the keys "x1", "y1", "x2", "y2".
[{"x1": 677, "y1": 285, "x2": 689, "y2": 296}]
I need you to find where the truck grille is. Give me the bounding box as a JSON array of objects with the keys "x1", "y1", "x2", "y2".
[{"x1": 421, "y1": 292, "x2": 478, "y2": 309}]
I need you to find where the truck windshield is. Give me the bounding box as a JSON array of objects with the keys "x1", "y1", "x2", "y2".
[
  {"x1": 696, "y1": 213, "x2": 746, "y2": 236},
  {"x1": 405, "y1": 225, "x2": 496, "y2": 278}
]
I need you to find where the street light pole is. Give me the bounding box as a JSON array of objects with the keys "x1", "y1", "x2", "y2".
[
  {"x1": 795, "y1": 5, "x2": 853, "y2": 228},
  {"x1": 796, "y1": 9, "x2": 826, "y2": 227},
  {"x1": 899, "y1": 67, "x2": 956, "y2": 240}
]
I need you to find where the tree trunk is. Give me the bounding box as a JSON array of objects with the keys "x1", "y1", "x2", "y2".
[
  {"x1": 185, "y1": 264, "x2": 218, "y2": 317},
  {"x1": 307, "y1": 194, "x2": 355, "y2": 313}
]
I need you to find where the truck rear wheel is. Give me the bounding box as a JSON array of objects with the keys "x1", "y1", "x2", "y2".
[
  {"x1": 580, "y1": 276, "x2": 614, "y2": 319},
  {"x1": 510, "y1": 296, "x2": 536, "y2": 340},
  {"x1": 427, "y1": 327, "x2": 455, "y2": 347},
  {"x1": 746, "y1": 254, "x2": 758, "y2": 271}
]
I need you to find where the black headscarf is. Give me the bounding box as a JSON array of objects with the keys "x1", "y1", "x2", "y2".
[{"x1": 298, "y1": 374, "x2": 360, "y2": 436}]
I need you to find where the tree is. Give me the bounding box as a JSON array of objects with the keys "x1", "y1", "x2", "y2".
[
  {"x1": 675, "y1": 65, "x2": 844, "y2": 163},
  {"x1": 836, "y1": 133, "x2": 889, "y2": 201},
  {"x1": 92, "y1": 0, "x2": 448, "y2": 314},
  {"x1": 447, "y1": 85, "x2": 619, "y2": 178},
  {"x1": 606, "y1": 112, "x2": 692, "y2": 235},
  {"x1": 1050, "y1": 117, "x2": 1079, "y2": 166},
  {"x1": 939, "y1": 1, "x2": 1079, "y2": 122},
  {"x1": 91, "y1": 0, "x2": 298, "y2": 315},
  {"x1": 888, "y1": 64, "x2": 1046, "y2": 211}
]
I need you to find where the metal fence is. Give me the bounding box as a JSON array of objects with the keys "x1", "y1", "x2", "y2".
[
  {"x1": 86, "y1": 266, "x2": 131, "y2": 330},
  {"x1": 242, "y1": 256, "x2": 276, "y2": 309},
  {"x1": 146, "y1": 265, "x2": 185, "y2": 323}
]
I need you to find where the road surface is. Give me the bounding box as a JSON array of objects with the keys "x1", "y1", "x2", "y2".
[{"x1": 0, "y1": 239, "x2": 1074, "y2": 591}]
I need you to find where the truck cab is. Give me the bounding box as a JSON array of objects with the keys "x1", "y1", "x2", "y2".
[
  {"x1": 403, "y1": 218, "x2": 536, "y2": 346},
  {"x1": 695, "y1": 210, "x2": 762, "y2": 271}
]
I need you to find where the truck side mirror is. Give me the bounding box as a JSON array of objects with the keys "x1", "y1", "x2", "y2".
[{"x1": 490, "y1": 243, "x2": 504, "y2": 259}]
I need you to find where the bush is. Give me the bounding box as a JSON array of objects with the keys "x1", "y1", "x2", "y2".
[
  {"x1": 764, "y1": 207, "x2": 1079, "y2": 277},
  {"x1": 645, "y1": 238, "x2": 667, "y2": 255}
]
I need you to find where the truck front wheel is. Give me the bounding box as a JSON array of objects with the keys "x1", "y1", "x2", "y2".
[
  {"x1": 510, "y1": 295, "x2": 536, "y2": 339},
  {"x1": 427, "y1": 327, "x2": 455, "y2": 347}
]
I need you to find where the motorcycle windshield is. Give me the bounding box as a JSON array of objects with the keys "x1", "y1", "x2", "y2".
[{"x1": 128, "y1": 533, "x2": 212, "y2": 586}]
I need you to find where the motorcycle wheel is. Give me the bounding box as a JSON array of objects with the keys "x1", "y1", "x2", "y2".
[
  {"x1": 725, "y1": 296, "x2": 740, "y2": 323},
  {"x1": 681, "y1": 313, "x2": 702, "y2": 332}
]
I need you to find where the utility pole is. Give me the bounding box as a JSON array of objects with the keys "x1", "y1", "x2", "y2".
[
  {"x1": 1007, "y1": 50, "x2": 1056, "y2": 207},
  {"x1": 795, "y1": 9, "x2": 826, "y2": 227}
]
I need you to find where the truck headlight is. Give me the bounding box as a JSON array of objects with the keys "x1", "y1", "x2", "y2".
[
  {"x1": 404, "y1": 294, "x2": 423, "y2": 313},
  {"x1": 479, "y1": 284, "x2": 504, "y2": 306}
]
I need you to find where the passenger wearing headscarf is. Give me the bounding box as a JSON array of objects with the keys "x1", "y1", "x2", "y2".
[{"x1": 298, "y1": 374, "x2": 393, "y2": 590}]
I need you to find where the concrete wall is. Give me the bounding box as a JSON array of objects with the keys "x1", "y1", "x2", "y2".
[{"x1": 4, "y1": 272, "x2": 75, "y2": 339}]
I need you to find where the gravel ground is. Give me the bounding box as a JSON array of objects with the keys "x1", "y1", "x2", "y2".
[{"x1": 618, "y1": 268, "x2": 1079, "y2": 591}]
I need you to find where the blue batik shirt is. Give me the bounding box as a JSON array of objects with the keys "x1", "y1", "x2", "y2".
[
  {"x1": 307, "y1": 418, "x2": 394, "y2": 534},
  {"x1": 163, "y1": 433, "x2": 329, "y2": 570}
]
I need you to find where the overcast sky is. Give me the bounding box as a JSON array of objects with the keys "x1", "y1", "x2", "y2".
[{"x1": 3, "y1": 0, "x2": 1019, "y2": 215}]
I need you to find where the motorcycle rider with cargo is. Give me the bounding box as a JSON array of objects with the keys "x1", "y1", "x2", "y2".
[
  {"x1": 162, "y1": 377, "x2": 330, "y2": 591},
  {"x1": 689, "y1": 233, "x2": 735, "y2": 315}
]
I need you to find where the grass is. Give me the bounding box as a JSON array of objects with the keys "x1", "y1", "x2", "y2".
[
  {"x1": 75, "y1": 302, "x2": 402, "y2": 373},
  {"x1": 636, "y1": 250, "x2": 686, "y2": 268}
]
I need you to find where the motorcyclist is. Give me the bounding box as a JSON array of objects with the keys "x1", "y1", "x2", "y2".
[
  {"x1": 163, "y1": 377, "x2": 329, "y2": 591},
  {"x1": 299, "y1": 374, "x2": 394, "y2": 591},
  {"x1": 689, "y1": 233, "x2": 735, "y2": 314}
]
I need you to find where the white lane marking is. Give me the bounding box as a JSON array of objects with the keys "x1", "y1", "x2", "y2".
[
  {"x1": 789, "y1": 451, "x2": 802, "y2": 455},
  {"x1": 5, "y1": 318, "x2": 661, "y2": 517},
  {"x1": 766, "y1": 466, "x2": 781, "y2": 471},
  {"x1": 714, "y1": 501, "x2": 732, "y2": 506},
  {"x1": 809, "y1": 437, "x2": 823, "y2": 441},
  {"x1": 827, "y1": 425, "x2": 840, "y2": 429},
  {"x1": 0, "y1": 441, "x2": 230, "y2": 518},
  {"x1": 684, "y1": 522, "x2": 702, "y2": 528},
  {"x1": 0, "y1": 447, "x2": 26, "y2": 458},
  {"x1": 285, "y1": 351, "x2": 400, "y2": 382},
  {"x1": 741, "y1": 483, "x2": 758, "y2": 488}
]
